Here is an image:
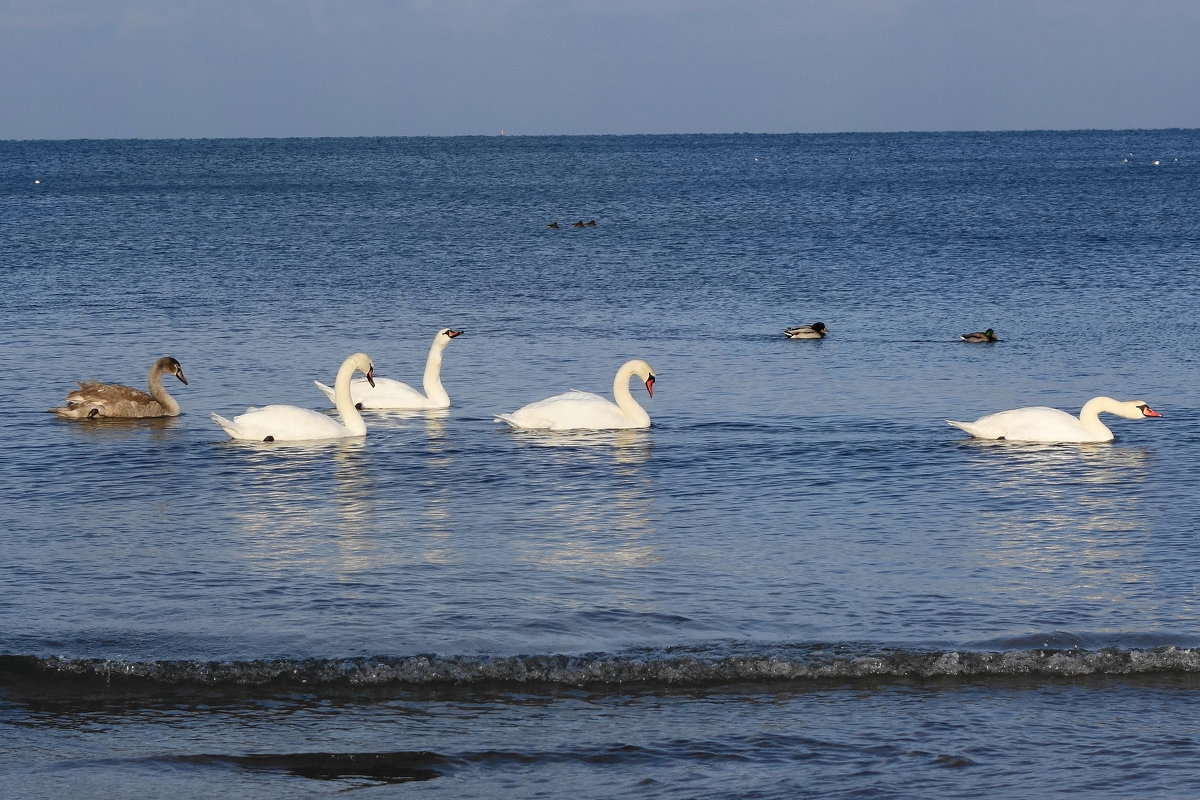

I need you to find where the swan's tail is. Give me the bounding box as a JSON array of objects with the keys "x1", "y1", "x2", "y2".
[
  {"x1": 210, "y1": 411, "x2": 240, "y2": 439},
  {"x1": 49, "y1": 403, "x2": 98, "y2": 419},
  {"x1": 946, "y1": 419, "x2": 986, "y2": 438},
  {"x1": 494, "y1": 414, "x2": 520, "y2": 428},
  {"x1": 313, "y1": 380, "x2": 337, "y2": 404}
]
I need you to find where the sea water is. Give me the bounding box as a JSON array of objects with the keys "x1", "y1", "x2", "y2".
[{"x1": 2, "y1": 130, "x2": 1199, "y2": 797}]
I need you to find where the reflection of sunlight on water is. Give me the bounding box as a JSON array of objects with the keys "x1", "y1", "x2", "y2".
[
  {"x1": 957, "y1": 441, "x2": 1152, "y2": 604},
  {"x1": 508, "y1": 429, "x2": 660, "y2": 571}
]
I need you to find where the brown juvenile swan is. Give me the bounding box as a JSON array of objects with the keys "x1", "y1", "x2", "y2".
[{"x1": 51, "y1": 356, "x2": 189, "y2": 419}]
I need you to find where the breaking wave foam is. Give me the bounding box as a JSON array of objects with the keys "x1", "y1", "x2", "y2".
[{"x1": 5, "y1": 643, "x2": 1200, "y2": 691}]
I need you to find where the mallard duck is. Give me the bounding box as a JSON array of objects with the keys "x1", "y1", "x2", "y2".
[
  {"x1": 783, "y1": 322, "x2": 827, "y2": 339},
  {"x1": 960, "y1": 328, "x2": 998, "y2": 343}
]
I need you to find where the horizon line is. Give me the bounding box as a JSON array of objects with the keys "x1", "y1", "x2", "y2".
[{"x1": 3, "y1": 125, "x2": 1199, "y2": 145}]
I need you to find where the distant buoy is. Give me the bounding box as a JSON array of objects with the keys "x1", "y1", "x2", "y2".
[{"x1": 34, "y1": 179, "x2": 40, "y2": 184}]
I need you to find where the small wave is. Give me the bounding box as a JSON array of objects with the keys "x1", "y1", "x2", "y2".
[
  {"x1": 180, "y1": 750, "x2": 445, "y2": 783},
  {"x1": 5, "y1": 644, "x2": 1200, "y2": 691}
]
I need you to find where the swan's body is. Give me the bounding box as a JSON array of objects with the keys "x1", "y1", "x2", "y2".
[
  {"x1": 212, "y1": 353, "x2": 375, "y2": 442},
  {"x1": 947, "y1": 396, "x2": 1162, "y2": 443},
  {"x1": 784, "y1": 322, "x2": 827, "y2": 339},
  {"x1": 50, "y1": 356, "x2": 188, "y2": 419},
  {"x1": 314, "y1": 329, "x2": 463, "y2": 410},
  {"x1": 496, "y1": 359, "x2": 656, "y2": 431},
  {"x1": 961, "y1": 328, "x2": 998, "y2": 343}
]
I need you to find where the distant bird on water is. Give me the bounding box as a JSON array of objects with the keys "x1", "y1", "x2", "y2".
[
  {"x1": 960, "y1": 328, "x2": 998, "y2": 343},
  {"x1": 783, "y1": 322, "x2": 827, "y2": 339},
  {"x1": 546, "y1": 222, "x2": 560, "y2": 229}
]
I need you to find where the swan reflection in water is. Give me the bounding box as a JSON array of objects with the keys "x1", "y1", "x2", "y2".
[
  {"x1": 57, "y1": 413, "x2": 181, "y2": 442},
  {"x1": 225, "y1": 438, "x2": 379, "y2": 572},
  {"x1": 956, "y1": 440, "x2": 1154, "y2": 608},
  {"x1": 225, "y1": 408, "x2": 459, "y2": 576},
  {"x1": 358, "y1": 407, "x2": 449, "y2": 436},
  {"x1": 505, "y1": 429, "x2": 660, "y2": 572}
]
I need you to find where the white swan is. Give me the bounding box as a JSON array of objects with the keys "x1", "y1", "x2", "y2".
[
  {"x1": 212, "y1": 353, "x2": 376, "y2": 442},
  {"x1": 314, "y1": 328, "x2": 462, "y2": 410},
  {"x1": 947, "y1": 396, "x2": 1162, "y2": 443},
  {"x1": 496, "y1": 359, "x2": 656, "y2": 430},
  {"x1": 50, "y1": 356, "x2": 188, "y2": 419}
]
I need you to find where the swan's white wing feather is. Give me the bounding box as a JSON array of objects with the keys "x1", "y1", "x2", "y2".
[
  {"x1": 948, "y1": 406, "x2": 1095, "y2": 442},
  {"x1": 497, "y1": 390, "x2": 640, "y2": 430},
  {"x1": 313, "y1": 381, "x2": 336, "y2": 404},
  {"x1": 349, "y1": 377, "x2": 433, "y2": 409},
  {"x1": 214, "y1": 404, "x2": 354, "y2": 441},
  {"x1": 317, "y1": 377, "x2": 437, "y2": 409}
]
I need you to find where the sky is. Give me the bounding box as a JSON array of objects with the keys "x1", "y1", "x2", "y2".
[{"x1": 2, "y1": 0, "x2": 1199, "y2": 140}]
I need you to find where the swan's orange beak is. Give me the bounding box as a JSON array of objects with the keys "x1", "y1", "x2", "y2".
[
  {"x1": 366, "y1": 366, "x2": 376, "y2": 388},
  {"x1": 175, "y1": 370, "x2": 188, "y2": 386},
  {"x1": 645, "y1": 375, "x2": 656, "y2": 397},
  {"x1": 1142, "y1": 405, "x2": 1162, "y2": 417}
]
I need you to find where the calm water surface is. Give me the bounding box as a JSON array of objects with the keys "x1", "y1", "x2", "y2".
[{"x1": 2, "y1": 130, "x2": 1200, "y2": 797}]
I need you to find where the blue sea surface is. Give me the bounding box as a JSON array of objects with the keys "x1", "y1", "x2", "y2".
[{"x1": 2, "y1": 130, "x2": 1200, "y2": 797}]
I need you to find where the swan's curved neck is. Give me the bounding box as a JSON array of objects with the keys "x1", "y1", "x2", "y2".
[
  {"x1": 147, "y1": 364, "x2": 180, "y2": 416},
  {"x1": 333, "y1": 358, "x2": 367, "y2": 435},
  {"x1": 613, "y1": 363, "x2": 650, "y2": 427},
  {"x1": 421, "y1": 336, "x2": 450, "y2": 405},
  {"x1": 1078, "y1": 397, "x2": 1119, "y2": 438}
]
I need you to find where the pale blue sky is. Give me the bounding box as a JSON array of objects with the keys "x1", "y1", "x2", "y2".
[{"x1": 3, "y1": 0, "x2": 1198, "y2": 140}]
